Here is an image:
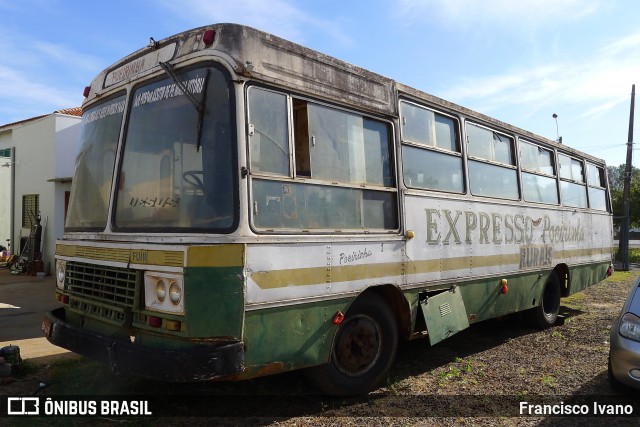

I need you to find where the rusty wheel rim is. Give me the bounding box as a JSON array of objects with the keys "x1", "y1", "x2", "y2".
[{"x1": 332, "y1": 314, "x2": 383, "y2": 377}]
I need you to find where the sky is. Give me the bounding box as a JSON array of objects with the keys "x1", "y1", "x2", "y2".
[{"x1": 0, "y1": 0, "x2": 639, "y2": 168}]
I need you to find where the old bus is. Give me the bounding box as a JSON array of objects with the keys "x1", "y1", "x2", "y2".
[{"x1": 44, "y1": 24, "x2": 613, "y2": 395}]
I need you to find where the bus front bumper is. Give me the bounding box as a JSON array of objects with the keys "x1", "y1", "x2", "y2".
[{"x1": 42, "y1": 307, "x2": 244, "y2": 382}]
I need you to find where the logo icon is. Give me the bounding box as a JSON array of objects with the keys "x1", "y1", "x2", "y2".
[{"x1": 7, "y1": 397, "x2": 40, "y2": 415}]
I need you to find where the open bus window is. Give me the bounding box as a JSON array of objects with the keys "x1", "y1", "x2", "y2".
[
  {"x1": 114, "y1": 65, "x2": 236, "y2": 231},
  {"x1": 304, "y1": 102, "x2": 392, "y2": 187},
  {"x1": 249, "y1": 91, "x2": 397, "y2": 232},
  {"x1": 66, "y1": 94, "x2": 126, "y2": 230},
  {"x1": 248, "y1": 87, "x2": 290, "y2": 176}
]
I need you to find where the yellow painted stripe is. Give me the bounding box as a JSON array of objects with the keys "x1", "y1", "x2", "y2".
[
  {"x1": 56, "y1": 244, "x2": 184, "y2": 267},
  {"x1": 187, "y1": 244, "x2": 245, "y2": 267},
  {"x1": 250, "y1": 249, "x2": 611, "y2": 289},
  {"x1": 557, "y1": 247, "x2": 612, "y2": 258}
]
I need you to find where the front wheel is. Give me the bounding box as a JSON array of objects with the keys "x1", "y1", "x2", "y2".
[
  {"x1": 306, "y1": 293, "x2": 398, "y2": 395},
  {"x1": 526, "y1": 272, "x2": 561, "y2": 329},
  {"x1": 608, "y1": 355, "x2": 633, "y2": 392}
]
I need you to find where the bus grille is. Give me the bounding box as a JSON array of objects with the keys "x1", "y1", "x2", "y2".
[{"x1": 65, "y1": 262, "x2": 139, "y2": 322}]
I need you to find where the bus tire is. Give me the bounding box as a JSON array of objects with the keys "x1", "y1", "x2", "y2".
[
  {"x1": 527, "y1": 272, "x2": 561, "y2": 329},
  {"x1": 306, "y1": 292, "x2": 398, "y2": 396}
]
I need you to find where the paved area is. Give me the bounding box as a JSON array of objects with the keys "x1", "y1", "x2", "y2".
[{"x1": 0, "y1": 268, "x2": 78, "y2": 364}]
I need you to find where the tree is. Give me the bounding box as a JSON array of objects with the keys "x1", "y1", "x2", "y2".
[{"x1": 607, "y1": 164, "x2": 640, "y2": 229}]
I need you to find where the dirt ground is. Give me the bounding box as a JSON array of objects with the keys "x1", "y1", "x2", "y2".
[{"x1": 1, "y1": 272, "x2": 639, "y2": 426}]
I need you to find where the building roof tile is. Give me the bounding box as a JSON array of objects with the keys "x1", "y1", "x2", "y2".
[{"x1": 0, "y1": 107, "x2": 82, "y2": 131}]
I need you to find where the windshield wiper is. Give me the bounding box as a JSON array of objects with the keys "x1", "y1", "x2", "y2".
[{"x1": 159, "y1": 61, "x2": 209, "y2": 151}]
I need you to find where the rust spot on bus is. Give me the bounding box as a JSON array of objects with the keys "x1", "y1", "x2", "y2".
[{"x1": 227, "y1": 362, "x2": 287, "y2": 380}]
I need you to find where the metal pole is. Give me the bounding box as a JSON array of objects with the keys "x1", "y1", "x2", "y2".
[
  {"x1": 620, "y1": 84, "x2": 635, "y2": 270},
  {"x1": 9, "y1": 146, "x2": 15, "y2": 256}
]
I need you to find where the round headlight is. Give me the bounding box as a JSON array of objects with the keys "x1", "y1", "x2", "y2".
[
  {"x1": 57, "y1": 264, "x2": 65, "y2": 284},
  {"x1": 156, "y1": 280, "x2": 166, "y2": 302},
  {"x1": 169, "y1": 282, "x2": 182, "y2": 305}
]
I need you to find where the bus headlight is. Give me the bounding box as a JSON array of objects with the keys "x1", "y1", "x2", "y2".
[
  {"x1": 55, "y1": 260, "x2": 66, "y2": 290},
  {"x1": 144, "y1": 272, "x2": 184, "y2": 314},
  {"x1": 169, "y1": 281, "x2": 182, "y2": 305},
  {"x1": 156, "y1": 280, "x2": 167, "y2": 302}
]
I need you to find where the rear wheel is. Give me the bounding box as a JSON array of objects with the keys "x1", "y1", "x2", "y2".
[
  {"x1": 527, "y1": 272, "x2": 561, "y2": 329},
  {"x1": 307, "y1": 292, "x2": 398, "y2": 395}
]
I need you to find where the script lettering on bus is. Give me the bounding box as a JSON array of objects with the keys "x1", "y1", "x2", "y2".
[
  {"x1": 425, "y1": 209, "x2": 586, "y2": 246},
  {"x1": 339, "y1": 248, "x2": 373, "y2": 265}
]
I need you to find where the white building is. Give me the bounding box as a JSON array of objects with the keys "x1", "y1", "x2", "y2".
[{"x1": 0, "y1": 108, "x2": 82, "y2": 274}]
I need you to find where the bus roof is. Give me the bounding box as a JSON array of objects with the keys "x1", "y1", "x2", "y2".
[{"x1": 85, "y1": 23, "x2": 605, "y2": 165}]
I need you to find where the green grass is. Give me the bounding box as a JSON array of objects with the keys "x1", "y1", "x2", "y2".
[
  {"x1": 562, "y1": 292, "x2": 587, "y2": 311},
  {"x1": 614, "y1": 247, "x2": 640, "y2": 263}
]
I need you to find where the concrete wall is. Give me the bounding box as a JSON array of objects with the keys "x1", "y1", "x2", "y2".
[
  {"x1": 4, "y1": 113, "x2": 81, "y2": 273},
  {"x1": 12, "y1": 116, "x2": 56, "y2": 270},
  {"x1": 0, "y1": 131, "x2": 13, "y2": 250},
  {"x1": 52, "y1": 114, "x2": 81, "y2": 267},
  {"x1": 0, "y1": 155, "x2": 10, "y2": 249}
]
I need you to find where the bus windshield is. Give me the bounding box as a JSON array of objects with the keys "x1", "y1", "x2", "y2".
[
  {"x1": 66, "y1": 94, "x2": 126, "y2": 230},
  {"x1": 114, "y1": 64, "x2": 236, "y2": 232}
]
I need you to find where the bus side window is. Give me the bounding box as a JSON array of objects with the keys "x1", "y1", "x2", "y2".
[
  {"x1": 248, "y1": 87, "x2": 290, "y2": 176},
  {"x1": 252, "y1": 95, "x2": 397, "y2": 231},
  {"x1": 519, "y1": 140, "x2": 559, "y2": 205},
  {"x1": 293, "y1": 99, "x2": 311, "y2": 177},
  {"x1": 399, "y1": 101, "x2": 464, "y2": 193},
  {"x1": 466, "y1": 123, "x2": 518, "y2": 200},
  {"x1": 587, "y1": 162, "x2": 608, "y2": 211},
  {"x1": 558, "y1": 154, "x2": 588, "y2": 208}
]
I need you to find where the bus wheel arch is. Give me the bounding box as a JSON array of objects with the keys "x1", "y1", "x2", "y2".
[
  {"x1": 364, "y1": 284, "x2": 412, "y2": 340},
  {"x1": 307, "y1": 287, "x2": 403, "y2": 395},
  {"x1": 527, "y1": 268, "x2": 564, "y2": 329},
  {"x1": 554, "y1": 263, "x2": 570, "y2": 297}
]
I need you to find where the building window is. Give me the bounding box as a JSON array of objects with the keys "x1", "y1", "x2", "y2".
[{"x1": 22, "y1": 194, "x2": 39, "y2": 228}]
